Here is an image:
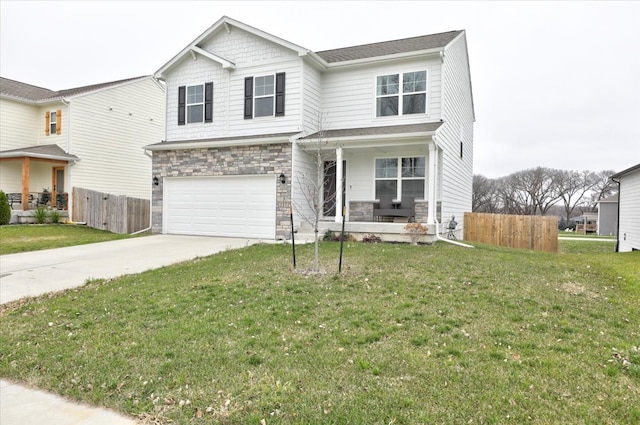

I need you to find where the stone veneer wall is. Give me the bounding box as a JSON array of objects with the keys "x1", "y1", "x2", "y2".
[
  {"x1": 414, "y1": 201, "x2": 442, "y2": 223},
  {"x1": 349, "y1": 201, "x2": 374, "y2": 222},
  {"x1": 151, "y1": 143, "x2": 292, "y2": 239}
]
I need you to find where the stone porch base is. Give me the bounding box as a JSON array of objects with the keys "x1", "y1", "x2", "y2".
[{"x1": 295, "y1": 221, "x2": 459, "y2": 244}]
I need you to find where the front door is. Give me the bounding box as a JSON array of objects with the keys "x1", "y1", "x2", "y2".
[
  {"x1": 323, "y1": 160, "x2": 346, "y2": 217},
  {"x1": 52, "y1": 167, "x2": 65, "y2": 208}
]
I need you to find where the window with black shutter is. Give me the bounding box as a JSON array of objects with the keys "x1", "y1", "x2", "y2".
[
  {"x1": 205, "y1": 82, "x2": 213, "y2": 123},
  {"x1": 178, "y1": 86, "x2": 186, "y2": 125},
  {"x1": 244, "y1": 77, "x2": 253, "y2": 119},
  {"x1": 275, "y1": 72, "x2": 285, "y2": 116}
]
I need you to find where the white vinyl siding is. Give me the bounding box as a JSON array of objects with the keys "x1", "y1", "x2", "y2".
[
  {"x1": 165, "y1": 28, "x2": 303, "y2": 141},
  {"x1": 291, "y1": 141, "x2": 319, "y2": 227},
  {"x1": 437, "y1": 33, "x2": 474, "y2": 231},
  {"x1": 68, "y1": 78, "x2": 165, "y2": 200},
  {"x1": 321, "y1": 58, "x2": 442, "y2": 130},
  {"x1": 617, "y1": 168, "x2": 640, "y2": 252}
]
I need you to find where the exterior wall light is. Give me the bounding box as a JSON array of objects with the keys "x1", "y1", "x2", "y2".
[
  {"x1": 153, "y1": 176, "x2": 159, "y2": 186},
  {"x1": 279, "y1": 173, "x2": 286, "y2": 184}
]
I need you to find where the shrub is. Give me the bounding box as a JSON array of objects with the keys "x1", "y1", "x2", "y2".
[
  {"x1": 34, "y1": 206, "x2": 49, "y2": 224},
  {"x1": 404, "y1": 222, "x2": 427, "y2": 245},
  {"x1": 0, "y1": 191, "x2": 11, "y2": 225},
  {"x1": 322, "y1": 230, "x2": 356, "y2": 242},
  {"x1": 50, "y1": 209, "x2": 61, "y2": 224},
  {"x1": 362, "y1": 234, "x2": 382, "y2": 243}
]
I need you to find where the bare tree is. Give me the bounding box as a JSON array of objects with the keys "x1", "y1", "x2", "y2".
[
  {"x1": 293, "y1": 113, "x2": 337, "y2": 272},
  {"x1": 556, "y1": 170, "x2": 597, "y2": 221},
  {"x1": 586, "y1": 169, "x2": 617, "y2": 211},
  {"x1": 472, "y1": 174, "x2": 500, "y2": 212}
]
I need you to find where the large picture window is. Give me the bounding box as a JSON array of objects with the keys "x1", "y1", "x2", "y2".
[
  {"x1": 376, "y1": 71, "x2": 427, "y2": 117},
  {"x1": 375, "y1": 157, "x2": 425, "y2": 200}
]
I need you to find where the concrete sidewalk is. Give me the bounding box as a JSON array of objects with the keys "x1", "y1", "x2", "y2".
[{"x1": 0, "y1": 235, "x2": 258, "y2": 424}]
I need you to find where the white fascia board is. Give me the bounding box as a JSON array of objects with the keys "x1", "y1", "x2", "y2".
[
  {"x1": 325, "y1": 48, "x2": 443, "y2": 70},
  {"x1": 296, "y1": 132, "x2": 435, "y2": 150},
  {"x1": 145, "y1": 135, "x2": 293, "y2": 151},
  {"x1": 154, "y1": 16, "x2": 310, "y2": 79},
  {"x1": 0, "y1": 152, "x2": 80, "y2": 162},
  {"x1": 190, "y1": 46, "x2": 235, "y2": 69}
]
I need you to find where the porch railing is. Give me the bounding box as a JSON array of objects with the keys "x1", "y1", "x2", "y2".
[{"x1": 6, "y1": 192, "x2": 69, "y2": 210}]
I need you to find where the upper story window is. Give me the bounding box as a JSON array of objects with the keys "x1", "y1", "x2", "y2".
[
  {"x1": 244, "y1": 72, "x2": 285, "y2": 119},
  {"x1": 50, "y1": 111, "x2": 57, "y2": 134},
  {"x1": 45, "y1": 109, "x2": 61, "y2": 136},
  {"x1": 376, "y1": 71, "x2": 427, "y2": 117},
  {"x1": 187, "y1": 85, "x2": 204, "y2": 123},
  {"x1": 178, "y1": 82, "x2": 213, "y2": 125}
]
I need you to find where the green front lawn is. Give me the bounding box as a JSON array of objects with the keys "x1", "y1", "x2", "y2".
[
  {"x1": 1, "y1": 241, "x2": 638, "y2": 424},
  {"x1": 0, "y1": 224, "x2": 144, "y2": 255}
]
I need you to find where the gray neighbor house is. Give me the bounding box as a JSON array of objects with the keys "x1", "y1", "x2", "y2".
[{"x1": 597, "y1": 194, "x2": 618, "y2": 237}]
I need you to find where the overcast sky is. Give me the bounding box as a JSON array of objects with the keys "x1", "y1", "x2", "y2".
[{"x1": 1, "y1": 1, "x2": 638, "y2": 178}]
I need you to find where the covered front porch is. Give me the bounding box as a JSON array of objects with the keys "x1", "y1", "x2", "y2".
[
  {"x1": 292, "y1": 123, "x2": 454, "y2": 241},
  {"x1": 0, "y1": 144, "x2": 78, "y2": 221}
]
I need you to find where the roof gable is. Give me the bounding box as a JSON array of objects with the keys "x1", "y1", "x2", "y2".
[{"x1": 154, "y1": 16, "x2": 316, "y2": 79}]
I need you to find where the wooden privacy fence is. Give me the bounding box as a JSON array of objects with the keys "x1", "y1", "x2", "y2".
[
  {"x1": 464, "y1": 212, "x2": 558, "y2": 252},
  {"x1": 72, "y1": 187, "x2": 150, "y2": 234}
]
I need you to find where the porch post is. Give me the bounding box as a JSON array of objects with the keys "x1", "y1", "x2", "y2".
[
  {"x1": 21, "y1": 157, "x2": 30, "y2": 211},
  {"x1": 335, "y1": 147, "x2": 343, "y2": 223},
  {"x1": 427, "y1": 143, "x2": 437, "y2": 225}
]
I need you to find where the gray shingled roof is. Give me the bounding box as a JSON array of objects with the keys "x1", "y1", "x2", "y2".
[
  {"x1": 145, "y1": 132, "x2": 299, "y2": 149},
  {"x1": 316, "y1": 31, "x2": 462, "y2": 63},
  {"x1": 0, "y1": 144, "x2": 79, "y2": 161},
  {"x1": 0, "y1": 76, "x2": 149, "y2": 103},
  {"x1": 300, "y1": 123, "x2": 443, "y2": 140}
]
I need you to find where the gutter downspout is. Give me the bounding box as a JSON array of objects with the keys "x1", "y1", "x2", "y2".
[
  {"x1": 429, "y1": 132, "x2": 473, "y2": 248},
  {"x1": 61, "y1": 98, "x2": 73, "y2": 220},
  {"x1": 611, "y1": 176, "x2": 621, "y2": 252}
]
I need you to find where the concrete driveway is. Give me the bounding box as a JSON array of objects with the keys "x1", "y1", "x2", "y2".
[
  {"x1": 0, "y1": 234, "x2": 258, "y2": 304},
  {"x1": 0, "y1": 234, "x2": 259, "y2": 424}
]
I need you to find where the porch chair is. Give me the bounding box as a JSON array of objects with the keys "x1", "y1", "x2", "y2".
[
  {"x1": 373, "y1": 194, "x2": 395, "y2": 221},
  {"x1": 399, "y1": 196, "x2": 415, "y2": 222}
]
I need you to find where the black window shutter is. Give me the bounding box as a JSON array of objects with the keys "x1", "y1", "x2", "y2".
[
  {"x1": 178, "y1": 86, "x2": 186, "y2": 125},
  {"x1": 244, "y1": 77, "x2": 253, "y2": 119},
  {"x1": 204, "y1": 82, "x2": 213, "y2": 123},
  {"x1": 275, "y1": 72, "x2": 285, "y2": 117}
]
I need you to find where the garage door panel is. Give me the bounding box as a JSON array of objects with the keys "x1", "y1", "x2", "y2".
[{"x1": 164, "y1": 175, "x2": 276, "y2": 239}]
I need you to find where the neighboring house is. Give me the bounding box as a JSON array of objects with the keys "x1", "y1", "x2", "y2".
[
  {"x1": 0, "y1": 76, "x2": 165, "y2": 222},
  {"x1": 611, "y1": 163, "x2": 640, "y2": 252},
  {"x1": 597, "y1": 194, "x2": 618, "y2": 237},
  {"x1": 146, "y1": 16, "x2": 474, "y2": 241}
]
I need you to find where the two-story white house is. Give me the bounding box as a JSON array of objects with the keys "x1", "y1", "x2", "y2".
[
  {"x1": 146, "y1": 16, "x2": 474, "y2": 241},
  {"x1": 0, "y1": 76, "x2": 165, "y2": 223}
]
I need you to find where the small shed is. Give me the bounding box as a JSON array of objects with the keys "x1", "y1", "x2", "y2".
[{"x1": 597, "y1": 194, "x2": 618, "y2": 237}]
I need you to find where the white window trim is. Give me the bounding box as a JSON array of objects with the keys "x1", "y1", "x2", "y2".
[
  {"x1": 374, "y1": 156, "x2": 426, "y2": 200},
  {"x1": 254, "y1": 74, "x2": 275, "y2": 118},
  {"x1": 50, "y1": 110, "x2": 57, "y2": 134},
  {"x1": 186, "y1": 84, "x2": 204, "y2": 123},
  {"x1": 374, "y1": 70, "x2": 428, "y2": 118}
]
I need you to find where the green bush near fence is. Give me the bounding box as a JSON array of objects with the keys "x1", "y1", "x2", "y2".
[{"x1": 0, "y1": 191, "x2": 11, "y2": 225}]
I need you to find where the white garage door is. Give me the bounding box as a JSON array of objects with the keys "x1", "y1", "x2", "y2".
[{"x1": 164, "y1": 175, "x2": 276, "y2": 239}]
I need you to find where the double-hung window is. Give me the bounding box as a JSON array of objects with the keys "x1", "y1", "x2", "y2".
[
  {"x1": 186, "y1": 85, "x2": 204, "y2": 123},
  {"x1": 375, "y1": 157, "x2": 426, "y2": 200},
  {"x1": 178, "y1": 82, "x2": 213, "y2": 125},
  {"x1": 45, "y1": 109, "x2": 61, "y2": 136},
  {"x1": 244, "y1": 72, "x2": 285, "y2": 119},
  {"x1": 376, "y1": 71, "x2": 427, "y2": 117},
  {"x1": 49, "y1": 111, "x2": 57, "y2": 134}
]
